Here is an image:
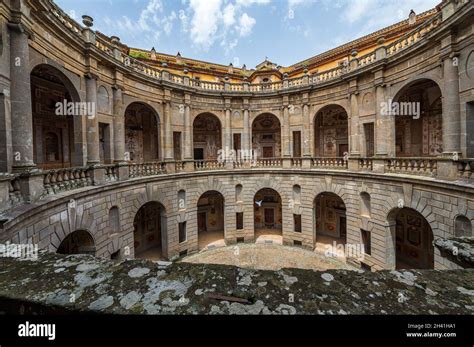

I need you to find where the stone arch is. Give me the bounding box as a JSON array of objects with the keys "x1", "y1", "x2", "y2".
[
  {"x1": 251, "y1": 113, "x2": 282, "y2": 158},
  {"x1": 312, "y1": 104, "x2": 349, "y2": 157},
  {"x1": 388, "y1": 73, "x2": 443, "y2": 102},
  {"x1": 312, "y1": 100, "x2": 350, "y2": 121},
  {"x1": 30, "y1": 63, "x2": 84, "y2": 168},
  {"x1": 29, "y1": 61, "x2": 82, "y2": 103},
  {"x1": 390, "y1": 78, "x2": 443, "y2": 157},
  {"x1": 454, "y1": 215, "x2": 472, "y2": 237},
  {"x1": 56, "y1": 229, "x2": 96, "y2": 255},
  {"x1": 133, "y1": 200, "x2": 167, "y2": 260},
  {"x1": 191, "y1": 179, "x2": 228, "y2": 207},
  {"x1": 196, "y1": 190, "x2": 226, "y2": 250},
  {"x1": 124, "y1": 102, "x2": 161, "y2": 162},
  {"x1": 386, "y1": 207, "x2": 434, "y2": 269},
  {"x1": 253, "y1": 187, "x2": 283, "y2": 242},
  {"x1": 97, "y1": 85, "x2": 111, "y2": 114},
  {"x1": 193, "y1": 112, "x2": 223, "y2": 160},
  {"x1": 250, "y1": 111, "x2": 283, "y2": 126},
  {"x1": 313, "y1": 191, "x2": 348, "y2": 246}
]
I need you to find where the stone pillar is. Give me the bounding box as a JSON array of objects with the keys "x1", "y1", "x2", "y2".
[
  {"x1": 184, "y1": 103, "x2": 193, "y2": 159},
  {"x1": 283, "y1": 105, "x2": 290, "y2": 157},
  {"x1": 349, "y1": 93, "x2": 360, "y2": 156},
  {"x1": 302, "y1": 103, "x2": 311, "y2": 156},
  {"x1": 442, "y1": 55, "x2": 461, "y2": 155},
  {"x1": 225, "y1": 108, "x2": 232, "y2": 152},
  {"x1": 375, "y1": 84, "x2": 394, "y2": 157},
  {"x1": 85, "y1": 75, "x2": 100, "y2": 164},
  {"x1": 9, "y1": 23, "x2": 35, "y2": 171},
  {"x1": 112, "y1": 86, "x2": 125, "y2": 162},
  {"x1": 0, "y1": 91, "x2": 12, "y2": 172},
  {"x1": 164, "y1": 101, "x2": 173, "y2": 160},
  {"x1": 243, "y1": 108, "x2": 250, "y2": 152}
]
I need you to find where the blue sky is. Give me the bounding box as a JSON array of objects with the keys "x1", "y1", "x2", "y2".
[{"x1": 55, "y1": 0, "x2": 440, "y2": 68}]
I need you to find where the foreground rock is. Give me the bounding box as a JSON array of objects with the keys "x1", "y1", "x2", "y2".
[{"x1": 0, "y1": 252, "x2": 473, "y2": 315}]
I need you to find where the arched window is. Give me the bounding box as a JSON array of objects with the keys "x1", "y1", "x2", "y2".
[
  {"x1": 178, "y1": 190, "x2": 186, "y2": 210},
  {"x1": 98, "y1": 86, "x2": 110, "y2": 113},
  {"x1": 293, "y1": 185, "x2": 301, "y2": 204},
  {"x1": 455, "y1": 215, "x2": 472, "y2": 237},
  {"x1": 235, "y1": 184, "x2": 243, "y2": 202},
  {"x1": 360, "y1": 192, "x2": 371, "y2": 218},
  {"x1": 109, "y1": 206, "x2": 120, "y2": 234}
]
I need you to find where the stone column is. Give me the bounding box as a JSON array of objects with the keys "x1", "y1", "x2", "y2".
[
  {"x1": 86, "y1": 75, "x2": 100, "y2": 164},
  {"x1": 225, "y1": 108, "x2": 232, "y2": 152},
  {"x1": 243, "y1": 108, "x2": 250, "y2": 153},
  {"x1": 375, "y1": 84, "x2": 394, "y2": 156},
  {"x1": 184, "y1": 103, "x2": 192, "y2": 159},
  {"x1": 349, "y1": 93, "x2": 360, "y2": 156},
  {"x1": 283, "y1": 105, "x2": 290, "y2": 157},
  {"x1": 442, "y1": 55, "x2": 461, "y2": 155},
  {"x1": 112, "y1": 86, "x2": 125, "y2": 162},
  {"x1": 302, "y1": 103, "x2": 310, "y2": 156},
  {"x1": 9, "y1": 23, "x2": 35, "y2": 171},
  {"x1": 164, "y1": 101, "x2": 173, "y2": 160}
]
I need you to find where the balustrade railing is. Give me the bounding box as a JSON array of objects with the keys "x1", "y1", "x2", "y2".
[
  {"x1": 291, "y1": 158, "x2": 302, "y2": 168},
  {"x1": 129, "y1": 162, "x2": 165, "y2": 178},
  {"x1": 456, "y1": 159, "x2": 474, "y2": 180},
  {"x1": 256, "y1": 158, "x2": 283, "y2": 168},
  {"x1": 43, "y1": 167, "x2": 92, "y2": 195},
  {"x1": 359, "y1": 158, "x2": 374, "y2": 171},
  {"x1": 311, "y1": 157, "x2": 348, "y2": 169},
  {"x1": 194, "y1": 160, "x2": 226, "y2": 171},
  {"x1": 385, "y1": 158, "x2": 437, "y2": 176}
]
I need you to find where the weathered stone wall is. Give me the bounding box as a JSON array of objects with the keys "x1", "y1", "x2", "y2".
[
  {"x1": 0, "y1": 252, "x2": 473, "y2": 315},
  {"x1": 2, "y1": 170, "x2": 473, "y2": 270}
]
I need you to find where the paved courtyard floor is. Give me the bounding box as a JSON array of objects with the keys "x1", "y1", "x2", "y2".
[{"x1": 180, "y1": 242, "x2": 355, "y2": 271}]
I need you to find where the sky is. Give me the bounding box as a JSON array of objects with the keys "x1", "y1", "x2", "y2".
[{"x1": 55, "y1": 0, "x2": 440, "y2": 68}]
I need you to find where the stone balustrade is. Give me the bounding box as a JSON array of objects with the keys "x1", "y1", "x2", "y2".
[
  {"x1": 44, "y1": 0, "x2": 450, "y2": 96},
  {"x1": 1, "y1": 156, "x2": 473, "y2": 212},
  {"x1": 385, "y1": 158, "x2": 438, "y2": 176},
  {"x1": 129, "y1": 162, "x2": 165, "y2": 178},
  {"x1": 311, "y1": 157, "x2": 348, "y2": 170},
  {"x1": 194, "y1": 160, "x2": 226, "y2": 171},
  {"x1": 43, "y1": 167, "x2": 92, "y2": 195}
]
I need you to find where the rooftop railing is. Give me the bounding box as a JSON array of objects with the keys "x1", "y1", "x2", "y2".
[{"x1": 43, "y1": 0, "x2": 450, "y2": 95}]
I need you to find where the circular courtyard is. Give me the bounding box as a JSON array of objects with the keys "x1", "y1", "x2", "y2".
[{"x1": 180, "y1": 243, "x2": 355, "y2": 271}]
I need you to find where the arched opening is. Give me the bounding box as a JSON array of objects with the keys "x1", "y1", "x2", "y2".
[
  {"x1": 197, "y1": 191, "x2": 225, "y2": 250},
  {"x1": 390, "y1": 207, "x2": 434, "y2": 269},
  {"x1": 393, "y1": 79, "x2": 443, "y2": 157},
  {"x1": 314, "y1": 192, "x2": 347, "y2": 252},
  {"x1": 454, "y1": 215, "x2": 472, "y2": 237},
  {"x1": 313, "y1": 105, "x2": 349, "y2": 157},
  {"x1": 31, "y1": 64, "x2": 81, "y2": 169},
  {"x1": 193, "y1": 113, "x2": 222, "y2": 160},
  {"x1": 124, "y1": 102, "x2": 160, "y2": 162},
  {"x1": 57, "y1": 230, "x2": 95, "y2": 255},
  {"x1": 133, "y1": 202, "x2": 166, "y2": 260},
  {"x1": 109, "y1": 206, "x2": 120, "y2": 235},
  {"x1": 252, "y1": 113, "x2": 281, "y2": 158},
  {"x1": 360, "y1": 192, "x2": 371, "y2": 218},
  {"x1": 254, "y1": 188, "x2": 282, "y2": 244}
]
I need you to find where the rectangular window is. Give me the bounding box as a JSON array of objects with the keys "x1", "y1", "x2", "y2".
[
  {"x1": 179, "y1": 222, "x2": 187, "y2": 243},
  {"x1": 293, "y1": 131, "x2": 301, "y2": 157},
  {"x1": 233, "y1": 133, "x2": 241, "y2": 152},
  {"x1": 294, "y1": 214, "x2": 302, "y2": 233},
  {"x1": 236, "y1": 212, "x2": 244, "y2": 230},
  {"x1": 361, "y1": 229, "x2": 371, "y2": 255},
  {"x1": 364, "y1": 123, "x2": 374, "y2": 158},
  {"x1": 173, "y1": 132, "x2": 182, "y2": 160}
]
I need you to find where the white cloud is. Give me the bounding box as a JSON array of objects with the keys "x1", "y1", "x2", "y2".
[
  {"x1": 223, "y1": 4, "x2": 236, "y2": 26},
  {"x1": 238, "y1": 13, "x2": 256, "y2": 37},
  {"x1": 189, "y1": 0, "x2": 222, "y2": 49},
  {"x1": 236, "y1": 0, "x2": 271, "y2": 7}
]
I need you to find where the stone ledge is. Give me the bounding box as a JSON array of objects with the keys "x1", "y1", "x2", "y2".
[
  {"x1": 0, "y1": 252, "x2": 473, "y2": 315},
  {"x1": 435, "y1": 237, "x2": 474, "y2": 268}
]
